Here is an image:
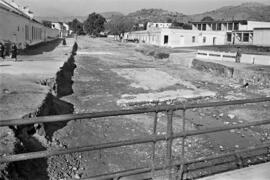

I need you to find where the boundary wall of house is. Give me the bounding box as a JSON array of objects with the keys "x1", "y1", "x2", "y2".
[
  {"x1": 0, "y1": 5, "x2": 59, "y2": 49},
  {"x1": 196, "y1": 50, "x2": 270, "y2": 66}
]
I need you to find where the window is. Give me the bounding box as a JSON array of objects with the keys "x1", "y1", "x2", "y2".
[
  {"x1": 213, "y1": 37, "x2": 216, "y2": 45},
  {"x1": 32, "y1": 26, "x2": 34, "y2": 40},
  {"x1": 228, "y1": 23, "x2": 233, "y2": 30},
  {"x1": 212, "y1": 23, "x2": 217, "y2": 31},
  {"x1": 243, "y1": 33, "x2": 249, "y2": 42},
  {"x1": 202, "y1": 24, "x2": 207, "y2": 31},
  {"x1": 237, "y1": 33, "x2": 242, "y2": 41},
  {"x1": 227, "y1": 33, "x2": 232, "y2": 42},
  {"x1": 217, "y1": 23, "x2": 222, "y2": 31},
  {"x1": 164, "y1": 35, "x2": 169, "y2": 44},
  {"x1": 198, "y1": 24, "x2": 202, "y2": 30},
  {"x1": 203, "y1": 36, "x2": 206, "y2": 43},
  {"x1": 234, "y1": 23, "x2": 239, "y2": 30},
  {"x1": 25, "y1": 25, "x2": 29, "y2": 40},
  {"x1": 192, "y1": 36, "x2": 196, "y2": 43}
]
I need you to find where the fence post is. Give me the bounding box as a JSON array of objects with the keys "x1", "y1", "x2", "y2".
[
  {"x1": 167, "y1": 110, "x2": 174, "y2": 179},
  {"x1": 151, "y1": 111, "x2": 158, "y2": 178},
  {"x1": 178, "y1": 109, "x2": 186, "y2": 180}
]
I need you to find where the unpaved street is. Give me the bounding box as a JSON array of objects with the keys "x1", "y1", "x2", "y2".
[{"x1": 45, "y1": 37, "x2": 270, "y2": 179}]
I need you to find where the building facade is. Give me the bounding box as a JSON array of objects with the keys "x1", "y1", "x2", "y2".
[
  {"x1": 0, "y1": 0, "x2": 59, "y2": 49},
  {"x1": 51, "y1": 22, "x2": 71, "y2": 38},
  {"x1": 126, "y1": 29, "x2": 226, "y2": 47},
  {"x1": 147, "y1": 22, "x2": 172, "y2": 30},
  {"x1": 125, "y1": 20, "x2": 270, "y2": 47},
  {"x1": 191, "y1": 20, "x2": 270, "y2": 45},
  {"x1": 253, "y1": 28, "x2": 270, "y2": 46}
]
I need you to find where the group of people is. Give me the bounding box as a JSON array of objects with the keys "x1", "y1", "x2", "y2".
[{"x1": 0, "y1": 42, "x2": 18, "y2": 61}]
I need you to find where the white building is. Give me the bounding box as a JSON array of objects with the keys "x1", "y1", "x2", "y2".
[
  {"x1": 125, "y1": 20, "x2": 270, "y2": 47},
  {"x1": 126, "y1": 29, "x2": 226, "y2": 47},
  {"x1": 147, "y1": 22, "x2": 172, "y2": 30},
  {"x1": 0, "y1": 0, "x2": 59, "y2": 49},
  {"x1": 253, "y1": 28, "x2": 270, "y2": 46},
  {"x1": 51, "y1": 22, "x2": 71, "y2": 38},
  {"x1": 191, "y1": 20, "x2": 270, "y2": 45}
]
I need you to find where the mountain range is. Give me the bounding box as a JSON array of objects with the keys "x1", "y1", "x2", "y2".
[{"x1": 37, "y1": 2, "x2": 270, "y2": 23}]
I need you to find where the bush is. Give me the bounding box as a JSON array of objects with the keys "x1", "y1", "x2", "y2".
[{"x1": 155, "y1": 52, "x2": 170, "y2": 59}]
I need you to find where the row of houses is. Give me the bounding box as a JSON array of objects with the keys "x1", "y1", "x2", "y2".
[
  {"x1": 0, "y1": 0, "x2": 71, "y2": 49},
  {"x1": 125, "y1": 20, "x2": 270, "y2": 47}
]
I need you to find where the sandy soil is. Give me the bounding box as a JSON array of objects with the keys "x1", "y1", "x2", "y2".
[
  {"x1": 0, "y1": 38, "x2": 74, "y2": 176},
  {"x1": 1, "y1": 36, "x2": 270, "y2": 180},
  {"x1": 46, "y1": 37, "x2": 270, "y2": 179}
]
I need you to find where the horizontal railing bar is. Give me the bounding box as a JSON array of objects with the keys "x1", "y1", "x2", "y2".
[
  {"x1": 1, "y1": 97, "x2": 270, "y2": 126},
  {"x1": 84, "y1": 143, "x2": 270, "y2": 180},
  {"x1": 1, "y1": 118, "x2": 270, "y2": 163}
]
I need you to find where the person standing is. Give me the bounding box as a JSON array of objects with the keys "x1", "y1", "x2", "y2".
[
  {"x1": 62, "y1": 38, "x2": 67, "y2": 45},
  {"x1": 236, "y1": 47, "x2": 241, "y2": 63},
  {"x1": 11, "y1": 43, "x2": 18, "y2": 62},
  {"x1": 0, "y1": 43, "x2": 5, "y2": 60}
]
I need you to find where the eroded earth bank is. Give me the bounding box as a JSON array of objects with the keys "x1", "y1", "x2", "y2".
[{"x1": 1, "y1": 37, "x2": 270, "y2": 179}]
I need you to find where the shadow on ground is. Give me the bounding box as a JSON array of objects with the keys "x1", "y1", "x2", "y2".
[{"x1": 20, "y1": 39, "x2": 62, "y2": 56}]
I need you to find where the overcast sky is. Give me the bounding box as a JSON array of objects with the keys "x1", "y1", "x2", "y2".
[{"x1": 18, "y1": 0, "x2": 270, "y2": 17}]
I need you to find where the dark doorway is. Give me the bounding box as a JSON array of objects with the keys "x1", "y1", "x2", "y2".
[
  {"x1": 213, "y1": 37, "x2": 216, "y2": 45},
  {"x1": 164, "y1": 35, "x2": 169, "y2": 44}
]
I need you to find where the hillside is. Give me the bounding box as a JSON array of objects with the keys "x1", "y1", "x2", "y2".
[
  {"x1": 37, "y1": 2, "x2": 270, "y2": 24},
  {"x1": 190, "y1": 2, "x2": 270, "y2": 21},
  {"x1": 126, "y1": 9, "x2": 190, "y2": 24},
  {"x1": 37, "y1": 12, "x2": 123, "y2": 23}
]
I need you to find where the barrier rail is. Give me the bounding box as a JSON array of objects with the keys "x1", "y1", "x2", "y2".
[
  {"x1": 196, "y1": 50, "x2": 237, "y2": 62},
  {"x1": 1, "y1": 97, "x2": 270, "y2": 180},
  {"x1": 196, "y1": 50, "x2": 270, "y2": 66}
]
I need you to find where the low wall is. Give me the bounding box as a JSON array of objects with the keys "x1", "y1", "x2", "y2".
[
  {"x1": 196, "y1": 50, "x2": 270, "y2": 66},
  {"x1": 241, "y1": 54, "x2": 270, "y2": 66},
  {"x1": 196, "y1": 50, "x2": 237, "y2": 62}
]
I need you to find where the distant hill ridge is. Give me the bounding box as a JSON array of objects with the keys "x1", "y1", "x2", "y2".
[
  {"x1": 37, "y1": 2, "x2": 270, "y2": 23},
  {"x1": 37, "y1": 12, "x2": 123, "y2": 22},
  {"x1": 190, "y1": 2, "x2": 270, "y2": 21}
]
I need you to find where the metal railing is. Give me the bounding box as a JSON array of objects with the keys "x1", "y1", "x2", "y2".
[{"x1": 1, "y1": 97, "x2": 270, "y2": 180}]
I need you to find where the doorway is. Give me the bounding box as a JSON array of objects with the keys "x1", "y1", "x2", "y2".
[
  {"x1": 213, "y1": 37, "x2": 216, "y2": 45},
  {"x1": 164, "y1": 35, "x2": 169, "y2": 44},
  {"x1": 180, "y1": 35, "x2": 185, "y2": 45}
]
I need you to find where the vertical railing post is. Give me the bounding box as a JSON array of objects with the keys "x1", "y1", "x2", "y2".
[
  {"x1": 151, "y1": 111, "x2": 158, "y2": 178},
  {"x1": 167, "y1": 110, "x2": 174, "y2": 179},
  {"x1": 178, "y1": 109, "x2": 186, "y2": 180}
]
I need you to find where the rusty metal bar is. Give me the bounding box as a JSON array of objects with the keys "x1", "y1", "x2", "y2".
[
  {"x1": 83, "y1": 143, "x2": 270, "y2": 180},
  {"x1": 186, "y1": 149, "x2": 268, "y2": 172},
  {"x1": 151, "y1": 111, "x2": 158, "y2": 178},
  {"x1": 1, "y1": 118, "x2": 270, "y2": 163},
  {"x1": 1, "y1": 97, "x2": 270, "y2": 126},
  {"x1": 167, "y1": 110, "x2": 174, "y2": 179},
  {"x1": 178, "y1": 110, "x2": 186, "y2": 180}
]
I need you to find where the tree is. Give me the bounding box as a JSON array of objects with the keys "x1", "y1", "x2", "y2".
[
  {"x1": 172, "y1": 20, "x2": 184, "y2": 28},
  {"x1": 68, "y1": 19, "x2": 84, "y2": 35},
  {"x1": 42, "y1": 20, "x2": 52, "y2": 28},
  {"x1": 105, "y1": 16, "x2": 135, "y2": 35},
  {"x1": 166, "y1": 18, "x2": 173, "y2": 23},
  {"x1": 83, "y1": 13, "x2": 106, "y2": 35},
  {"x1": 201, "y1": 16, "x2": 215, "y2": 22}
]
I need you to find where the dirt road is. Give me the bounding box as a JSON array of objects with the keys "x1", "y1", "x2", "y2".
[
  {"x1": 45, "y1": 37, "x2": 270, "y2": 179},
  {"x1": 1, "y1": 36, "x2": 269, "y2": 180}
]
